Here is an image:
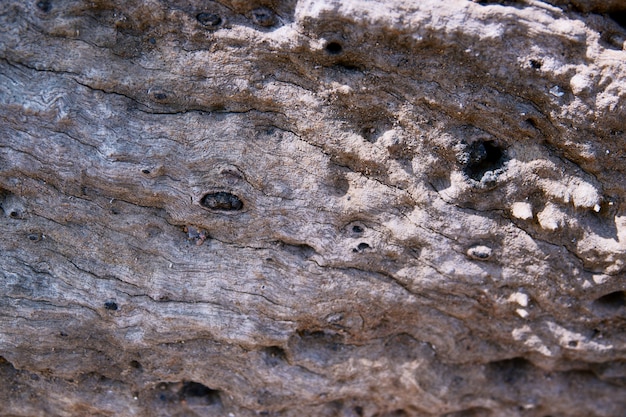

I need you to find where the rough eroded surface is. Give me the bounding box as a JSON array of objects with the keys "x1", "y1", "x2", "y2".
[{"x1": 1, "y1": 0, "x2": 626, "y2": 416}]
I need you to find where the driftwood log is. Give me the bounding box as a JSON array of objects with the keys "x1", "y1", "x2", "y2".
[{"x1": 1, "y1": 0, "x2": 626, "y2": 416}]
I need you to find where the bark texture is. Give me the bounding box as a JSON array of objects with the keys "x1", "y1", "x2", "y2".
[{"x1": 1, "y1": 0, "x2": 626, "y2": 416}]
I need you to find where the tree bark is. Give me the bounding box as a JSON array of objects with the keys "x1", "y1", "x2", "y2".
[{"x1": 1, "y1": 0, "x2": 626, "y2": 416}]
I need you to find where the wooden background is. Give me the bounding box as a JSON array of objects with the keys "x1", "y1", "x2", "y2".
[{"x1": 1, "y1": 0, "x2": 625, "y2": 415}]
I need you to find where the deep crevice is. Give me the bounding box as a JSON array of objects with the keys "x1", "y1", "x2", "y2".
[
  {"x1": 277, "y1": 241, "x2": 317, "y2": 259},
  {"x1": 442, "y1": 407, "x2": 494, "y2": 417},
  {"x1": 472, "y1": 0, "x2": 528, "y2": 8},
  {"x1": 608, "y1": 11, "x2": 626, "y2": 31},
  {"x1": 601, "y1": 12, "x2": 626, "y2": 50},
  {"x1": 593, "y1": 291, "x2": 626, "y2": 313},
  {"x1": 0, "y1": 356, "x2": 16, "y2": 370}
]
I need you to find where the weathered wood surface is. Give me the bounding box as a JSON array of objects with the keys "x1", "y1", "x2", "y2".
[{"x1": 1, "y1": 0, "x2": 626, "y2": 416}]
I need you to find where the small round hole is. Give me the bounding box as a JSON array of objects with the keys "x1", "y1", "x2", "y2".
[
  {"x1": 352, "y1": 225, "x2": 364, "y2": 233},
  {"x1": 251, "y1": 7, "x2": 276, "y2": 27},
  {"x1": 200, "y1": 192, "x2": 243, "y2": 211},
  {"x1": 357, "y1": 242, "x2": 370, "y2": 251},
  {"x1": 325, "y1": 41, "x2": 343, "y2": 55},
  {"x1": 36, "y1": 0, "x2": 52, "y2": 13},
  {"x1": 9, "y1": 211, "x2": 19, "y2": 218},
  {"x1": 104, "y1": 301, "x2": 118, "y2": 311},
  {"x1": 467, "y1": 245, "x2": 493, "y2": 260},
  {"x1": 529, "y1": 59, "x2": 542, "y2": 69},
  {"x1": 180, "y1": 381, "x2": 221, "y2": 405},
  {"x1": 463, "y1": 140, "x2": 506, "y2": 181},
  {"x1": 27, "y1": 233, "x2": 41, "y2": 242},
  {"x1": 263, "y1": 346, "x2": 286, "y2": 367},
  {"x1": 141, "y1": 169, "x2": 151, "y2": 174},
  {"x1": 197, "y1": 12, "x2": 222, "y2": 28},
  {"x1": 525, "y1": 118, "x2": 538, "y2": 129}
]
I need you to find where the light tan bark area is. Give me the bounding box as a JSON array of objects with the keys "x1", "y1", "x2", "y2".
[{"x1": 1, "y1": 0, "x2": 625, "y2": 416}]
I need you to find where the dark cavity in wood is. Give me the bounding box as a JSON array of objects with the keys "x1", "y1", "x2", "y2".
[{"x1": 200, "y1": 192, "x2": 243, "y2": 211}]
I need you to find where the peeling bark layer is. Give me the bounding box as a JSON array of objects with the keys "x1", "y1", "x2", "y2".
[{"x1": 1, "y1": 0, "x2": 626, "y2": 416}]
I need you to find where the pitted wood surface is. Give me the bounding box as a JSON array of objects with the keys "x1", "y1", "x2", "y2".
[{"x1": 1, "y1": 0, "x2": 625, "y2": 416}]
